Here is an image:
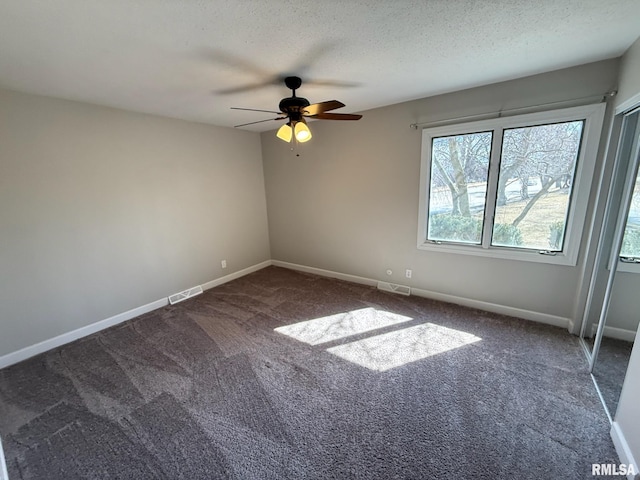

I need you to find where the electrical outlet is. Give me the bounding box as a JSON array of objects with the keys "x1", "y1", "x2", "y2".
[
  {"x1": 405, "y1": 269, "x2": 412, "y2": 278},
  {"x1": 221, "y1": 260, "x2": 227, "y2": 269}
]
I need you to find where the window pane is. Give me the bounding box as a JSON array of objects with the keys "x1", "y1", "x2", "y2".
[
  {"x1": 621, "y1": 168, "x2": 640, "y2": 258},
  {"x1": 492, "y1": 121, "x2": 584, "y2": 250},
  {"x1": 427, "y1": 131, "x2": 492, "y2": 244}
]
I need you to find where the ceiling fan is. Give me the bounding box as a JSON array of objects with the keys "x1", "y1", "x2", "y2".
[{"x1": 232, "y1": 76, "x2": 362, "y2": 143}]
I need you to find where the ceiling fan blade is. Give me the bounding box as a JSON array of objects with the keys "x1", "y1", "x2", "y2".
[
  {"x1": 216, "y1": 76, "x2": 357, "y2": 96},
  {"x1": 231, "y1": 107, "x2": 282, "y2": 114},
  {"x1": 310, "y1": 112, "x2": 363, "y2": 121},
  {"x1": 303, "y1": 79, "x2": 360, "y2": 88},
  {"x1": 302, "y1": 100, "x2": 345, "y2": 116},
  {"x1": 289, "y1": 42, "x2": 336, "y2": 76},
  {"x1": 234, "y1": 117, "x2": 286, "y2": 128},
  {"x1": 216, "y1": 80, "x2": 283, "y2": 95},
  {"x1": 198, "y1": 48, "x2": 272, "y2": 77}
]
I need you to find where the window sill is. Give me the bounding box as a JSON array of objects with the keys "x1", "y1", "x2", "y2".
[
  {"x1": 417, "y1": 241, "x2": 578, "y2": 266},
  {"x1": 615, "y1": 261, "x2": 640, "y2": 274}
]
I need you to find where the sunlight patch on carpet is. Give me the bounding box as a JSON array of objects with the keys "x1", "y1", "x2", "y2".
[
  {"x1": 274, "y1": 308, "x2": 412, "y2": 345},
  {"x1": 326, "y1": 323, "x2": 482, "y2": 371}
]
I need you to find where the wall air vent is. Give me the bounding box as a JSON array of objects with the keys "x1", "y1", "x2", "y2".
[
  {"x1": 377, "y1": 281, "x2": 411, "y2": 296},
  {"x1": 168, "y1": 285, "x2": 203, "y2": 305}
]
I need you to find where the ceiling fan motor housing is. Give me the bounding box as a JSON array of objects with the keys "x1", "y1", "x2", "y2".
[{"x1": 279, "y1": 96, "x2": 310, "y2": 115}]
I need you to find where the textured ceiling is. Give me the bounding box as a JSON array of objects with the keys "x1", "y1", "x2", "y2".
[{"x1": 0, "y1": 1, "x2": 639, "y2": 131}]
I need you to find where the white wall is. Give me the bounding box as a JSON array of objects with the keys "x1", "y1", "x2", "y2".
[
  {"x1": 607, "y1": 273, "x2": 640, "y2": 334},
  {"x1": 262, "y1": 59, "x2": 618, "y2": 322},
  {"x1": 0, "y1": 88, "x2": 270, "y2": 357},
  {"x1": 612, "y1": 35, "x2": 640, "y2": 476},
  {"x1": 617, "y1": 36, "x2": 640, "y2": 110},
  {"x1": 613, "y1": 325, "x2": 640, "y2": 474}
]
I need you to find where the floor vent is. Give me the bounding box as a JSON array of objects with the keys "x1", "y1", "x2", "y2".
[
  {"x1": 377, "y1": 281, "x2": 411, "y2": 296},
  {"x1": 168, "y1": 285, "x2": 203, "y2": 305}
]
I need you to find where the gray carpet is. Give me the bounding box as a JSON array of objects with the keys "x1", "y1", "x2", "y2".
[
  {"x1": 593, "y1": 337, "x2": 634, "y2": 417},
  {"x1": 0, "y1": 266, "x2": 619, "y2": 479}
]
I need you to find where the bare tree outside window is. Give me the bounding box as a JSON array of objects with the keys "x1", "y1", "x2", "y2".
[
  {"x1": 426, "y1": 121, "x2": 585, "y2": 250},
  {"x1": 492, "y1": 120, "x2": 584, "y2": 250},
  {"x1": 419, "y1": 103, "x2": 605, "y2": 265},
  {"x1": 620, "y1": 171, "x2": 640, "y2": 258},
  {"x1": 427, "y1": 132, "x2": 492, "y2": 244}
]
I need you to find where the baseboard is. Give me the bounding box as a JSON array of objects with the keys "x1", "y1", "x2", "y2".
[
  {"x1": 611, "y1": 421, "x2": 639, "y2": 480},
  {"x1": 410, "y1": 287, "x2": 571, "y2": 329},
  {"x1": 604, "y1": 325, "x2": 637, "y2": 343},
  {"x1": 0, "y1": 297, "x2": 167, "y2": 370},
  {"x1": 272, "y1": 260, "x2": 571, "y2": 330},
  {"x1": 271, "y1": 260, "x2": 378, "y2": 287},
  {"x1": 0, "y1": 435, "x2": 8, "y2": 480},
  {"x1": 0, "y1": 260, "x2": 272, "y2": 370},
  {"x1": 201, "y1": 260, "x2": 272, "y2": 290},
  {"x1": 589, "y1": 324, "x2": 638, "y2": 343}
]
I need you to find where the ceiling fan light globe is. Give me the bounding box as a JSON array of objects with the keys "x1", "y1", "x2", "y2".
[
  {"x1": 276, "y1": 123, "x2": 293, "y2": 142},
  {"x1": 294, "y1": 122, "x2": 312, "y2": 143}
]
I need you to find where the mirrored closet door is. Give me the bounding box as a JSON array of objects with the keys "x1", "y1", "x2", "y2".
[{"x1": 580, "y1": 107, "x2": 640, "y2": 419}]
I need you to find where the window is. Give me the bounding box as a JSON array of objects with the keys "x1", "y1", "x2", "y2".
[
  {"x1": 620, "y1": 168, "x2": 640, "y2": 261},
  {"x1": 618, "y1": 120, "x2": 640, "y2": 274},
  {"x1": 418, "y1": 104, "x2": 605, "y2": 265},
  {"x1": 427, "y1": 131, "x2": 492, "y2": 245}
]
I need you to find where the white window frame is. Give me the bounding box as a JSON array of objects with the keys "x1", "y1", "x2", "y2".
[
  {"x1": 617, "y1": 171, "x2": 640, "y2": 273},
  {"x1": 614, "y1": 107, "x2": 640, "y2": 274},
  {"x1": 417, "y1": 103, "x2": 606, "y2": 266}
]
